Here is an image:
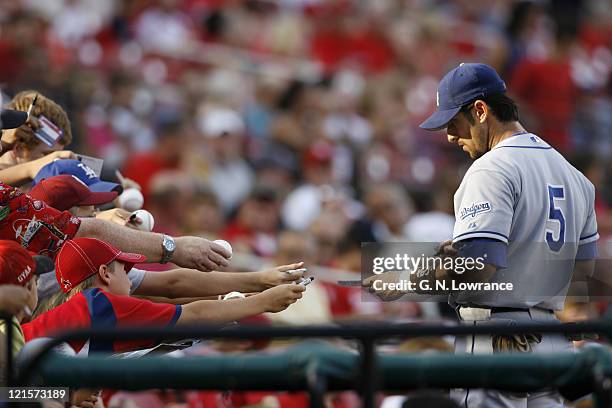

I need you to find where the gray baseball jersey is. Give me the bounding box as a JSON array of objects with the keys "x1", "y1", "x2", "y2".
[{"x1": 450, "y1": 132, "x2": 598, "y2": 310}]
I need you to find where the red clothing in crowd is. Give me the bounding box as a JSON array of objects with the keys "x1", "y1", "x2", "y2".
[
  {"x1": 122, "y1": 153, "x2": 178, "y2": 200},
  {"x1": 187, "y1": 390, "x2": 309, "y2": 408},
  {"x1": 509, "y1": 58, "x2": 577, "y2": 152},
  {"x1": 0, "y1": 182, "x2": 81, "y2": 258},
  {"x1": 23, "y1": 288, "x2": 181, "y2": 354},
  {"x1": 221, "y1": 221, "x2": 276, "y2": 258},
  {"x1": 310, "y1": 26, "x2": 395, "y2": 74}
]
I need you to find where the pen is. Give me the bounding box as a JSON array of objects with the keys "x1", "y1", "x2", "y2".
[{"x1": 26, "y1": 94, "x2": 38, "y2": 118}]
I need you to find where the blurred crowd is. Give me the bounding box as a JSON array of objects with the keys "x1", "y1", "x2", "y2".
[
  {"x1": 0, "y1": 0, "x2": 611, "y2": 406},
  {"x1": 2, "y1": 0, "x2": 610, "y2": 324}
]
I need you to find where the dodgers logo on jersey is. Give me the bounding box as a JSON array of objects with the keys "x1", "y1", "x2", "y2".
[{"x1": 460, "y1": 201, "x2": 492, "y2": 220}]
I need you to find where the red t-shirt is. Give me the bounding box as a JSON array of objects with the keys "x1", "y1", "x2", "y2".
[
  {"x1": 22, "y1": 288, "x2": 182, "y2": 354},
  {"x1": 0, "y1": 182, "x2": 81, "y2": 258}
]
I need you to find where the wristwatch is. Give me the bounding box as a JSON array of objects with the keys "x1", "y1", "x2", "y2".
[{"x1": 160, "y1": 234, "x2": 176, "y2": 264}]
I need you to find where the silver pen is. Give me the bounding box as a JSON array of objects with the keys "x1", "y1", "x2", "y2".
[
  {"x1": 26, "y1": 94, "x2": 38, "y2": 119},
  {"x1": 285, "y1": 268, "x2": 307, "y2": 275}
]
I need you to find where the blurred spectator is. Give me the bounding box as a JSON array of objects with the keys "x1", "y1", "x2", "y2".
[
  {"x1": 282, "y1": 140, "x2": 338, "y2": 230},
  {"x1": 405, "y1": 190, "x2": 455, "y2": 243},
  {"x1": 320, "y1": 221, "x2": 383, "y2": 320},
  {"x1": 184, "y1": 316, "x2": 310, "y2": 408},
  {"x1": 363, "y1": 183, "x2": 415, "y2": 242},
  {"x1": 253, "y1": 146, "x2": 298, "y2": 195},
  {"x1": 49, "y1": 0, "x2": 110, "y2": 48},
  {"x1": 147, "y1": 170, "x2": 195, "y2": 236},
  {"x1": 222, "y1": 185, "x2": 281, "y2": 257},
  {"x1": 134, "y1": 0, "x2": 196, "y2": 53},
  {"x1": 123, "y1": 120, "x2": 186, "y2": 200},
  {"x1": 194, "y1": 106, "x2": 255, "y2": 213},
  {"x1": 496, "y1": 1, "x2": 546, "y2": 77},
  {"x1": 268, "y1": 230, "x2": 332, "y2": 325},
  {"x1": 181, "y1": 183, "x2": 224, "y2": 238},
  {"x1": 509, "y1": 28, "x2": 578, "y2": 152},
  {"x1": 309, "y1": 207, "x2": 351, "y2": 266}
]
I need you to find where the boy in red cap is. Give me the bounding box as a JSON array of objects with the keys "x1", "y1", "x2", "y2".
[
  {"x1": 23, "y1": 237, "x2": 305, "y2": 354},
  {"x1": 0, "y1": 241, "x2": 44, "y2": 356}
]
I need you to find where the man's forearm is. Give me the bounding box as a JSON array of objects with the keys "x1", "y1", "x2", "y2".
[
  {"x1": 0, "y1": 162, "x2": 34, "y2": 186},
  {"x1": 134, "y1": 269, "x2": 263, "y2": 298},
  {"x1": 202, "y1": 271, "x2": 264, "y2": 293},
  {"x1": 134, "y1": 295, "x2": 217, "y2": 304},
  {"x1": 178, "y1": 296, "x2": 267, "y2": 325},
  {"x1": 76, "y1": 218, "x2": 163, "y2": 262}
]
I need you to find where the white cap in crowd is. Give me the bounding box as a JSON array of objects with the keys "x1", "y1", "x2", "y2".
[{"x1": 199, "y1": 107, "x2": 245, "y2": 138}]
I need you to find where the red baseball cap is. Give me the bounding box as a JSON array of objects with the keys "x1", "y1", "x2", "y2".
[
  {"x1": 56, "y1": 238, "x2": 147, "y2": 293},
  {"x1": 29, "y1": 175, "x2": 118, "y2": 211},
  {"x1": 0, "y1": 241, "x2": 37, "y2": 286}
]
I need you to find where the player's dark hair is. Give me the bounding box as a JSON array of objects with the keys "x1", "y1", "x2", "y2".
[{"x1": 461, "y1": 93, "x2": 520, "y2": 124}]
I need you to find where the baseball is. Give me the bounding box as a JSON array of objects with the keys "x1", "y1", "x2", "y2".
[
  {"x1": 222, "y1": 291, "x2": 245, "y2": 300},
  {"x1": 131, "y1": 209, "x2": 155, "y2": 232},
  {"x1": 214, "y1": 239, "x2": 233, "y2": 258},
  {"x1": 117, "y1": 188, "x2": 144, "y2": 211}
]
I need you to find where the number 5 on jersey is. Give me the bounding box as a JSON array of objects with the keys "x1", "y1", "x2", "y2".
[{"x1": 546, "y1": 185, "x2": 565, "y2": 252}]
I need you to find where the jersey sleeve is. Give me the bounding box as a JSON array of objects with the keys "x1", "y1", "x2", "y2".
[
  {"x1": 576, "y1": 195, "x2": 599, "y2": 260},
  {"x1": 127, "y1": 268, "x2": 147, "y2": 295},
  {"x1": 578, "y1": 204, "x2": 599, "y2": 246},
  {"x1": 455, "y1": 238, "x2": 508, "y2": 268},
  {"x1": 453, "y1": 169, "x2": 515, "y2": 244}
]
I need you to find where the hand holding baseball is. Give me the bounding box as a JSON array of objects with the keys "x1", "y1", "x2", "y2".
[
  {"x1": 213, "y1": 240, "x2": 232, "y2": 258},
  {"x1": 173, "y1": 236, "x2": 231, "y2": 271},
  {"x1": 130, "y1": 210, "x2": 155, "y2": 232}
]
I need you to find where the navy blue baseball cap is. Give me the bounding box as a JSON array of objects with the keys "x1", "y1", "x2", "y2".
[
  {"x1": 33, "y1": 159, "x2": 123, "y2": 194},
  {"x1": 1, "y1": 109, "x2": 27, "y2": 129},
  {"x1": 419, "y1": 63, "x2": 507, "y2": 131}
]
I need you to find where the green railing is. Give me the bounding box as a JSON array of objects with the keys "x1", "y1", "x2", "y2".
[{"x1": 3, "y1": 316, "x2": 612, "y2": 408}]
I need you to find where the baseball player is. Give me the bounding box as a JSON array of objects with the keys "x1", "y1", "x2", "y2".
[{"x1": 365, "y1": 63, "x2": 598, "y2": 407}]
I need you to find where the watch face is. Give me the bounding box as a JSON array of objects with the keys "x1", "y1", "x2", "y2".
[{"x1": 164, "y1": 237, "x2": 176, "y2": 251}]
